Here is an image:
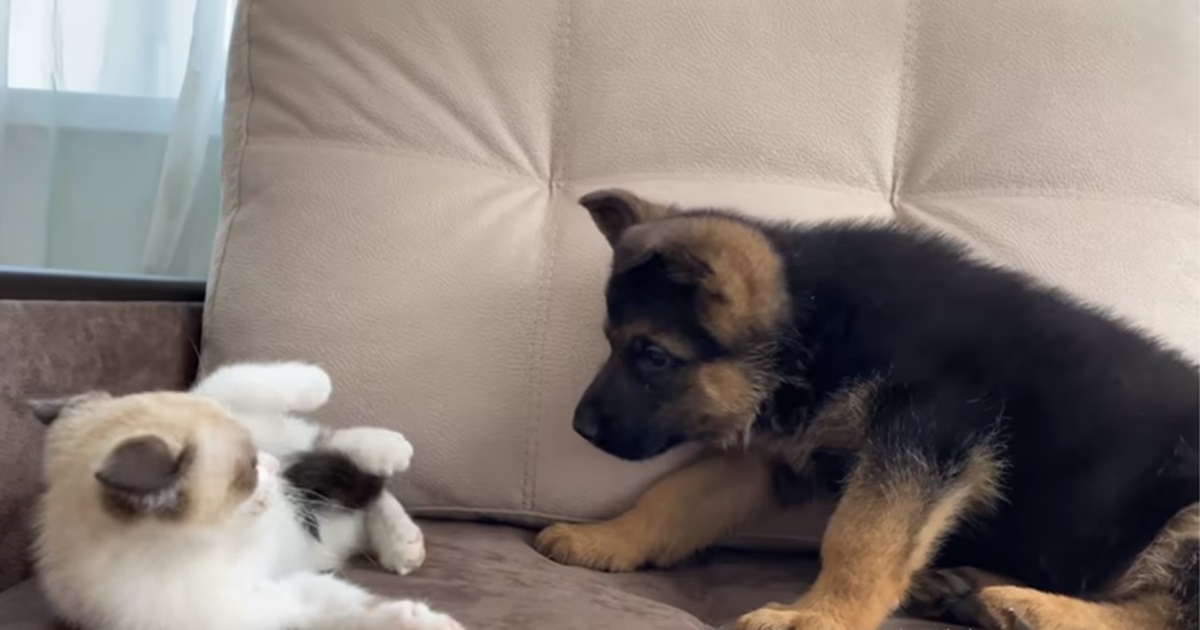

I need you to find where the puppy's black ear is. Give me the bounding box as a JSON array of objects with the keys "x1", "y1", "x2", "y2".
[
  {"x1": 96, "y1": 436, "x2": 191, "y2": 516},
  {"x1": 28, "y1": 391, "x2": 111, "y2": 426},
  {"x1": 579, "y1": 189, "x2": 675, "y2": 247}
]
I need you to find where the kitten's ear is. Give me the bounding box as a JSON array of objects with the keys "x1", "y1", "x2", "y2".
[
  {"x1": 28, "y1": 391, "x2": 112, "y2": 426},
  {"x1": 96, "y1": 436, "x2": 192, "y2": 516}
]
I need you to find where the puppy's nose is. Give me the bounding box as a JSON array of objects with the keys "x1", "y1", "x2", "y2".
[{"x1": 573, "y1": 404, "x2": 603, "y2": 442}]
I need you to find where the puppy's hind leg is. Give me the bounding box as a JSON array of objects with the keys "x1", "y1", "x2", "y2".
[
  {"x1": 970, "y1": 502, "x2": 1199, "y2": 630},
  {"x1": 905, "y1": 567, "x2": 1182, "y2": 630}
]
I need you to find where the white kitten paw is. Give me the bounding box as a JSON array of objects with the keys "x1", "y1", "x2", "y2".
[
  {"x1": 325, "y1": 427, "x2": 414, "y2": 476},
  {"x1": 368, "y1": 494, "x2": 426, "y2": 575},
  {"x1": 372, "y1": 600, "x2": 464, "y2": 630},
  {"x1": 376, "y1": 519, "x2": 426, "y2": 576},
  {"x1": 271, "y1": 362, "x2": 334, "y2": 412}
]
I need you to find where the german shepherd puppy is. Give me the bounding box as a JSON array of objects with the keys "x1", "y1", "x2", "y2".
[{"x1": 534, "y1": 189, "x2": 1199, "y2": 630}]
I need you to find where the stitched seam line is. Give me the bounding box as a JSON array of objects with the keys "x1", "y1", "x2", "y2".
[
  {"x1": 548, "y1": 0, "x2": 573, "y2": 186},
  {"x1": 247, "y1": 135, "x2": 536, "y2": 181},
  {"x1": 201, "y1": 0, "x2": 256, "y2": 367},
  {"x1": 235, "y1": 138, "x2": 1197, "y2": 211},
  {"x1": 521, "y1": 1, "x2": 572, "y2": 512},
  {"x1": 570, "y1": 170, "x2": 885, "y2": 194},
  {"x1": 889, "y1": 0, "x2": 918, "y2": 211},
  {"x1": 903, "y1": 188, "x2": 1199, "y2": 210},
  {"x1": 246, "y1": 136, "x2": 540, "y2": 183}
]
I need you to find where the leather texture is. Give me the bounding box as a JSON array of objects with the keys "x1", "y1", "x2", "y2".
[{"x1": 204, "y1": 0, "x2": 1199, "y2": 547}]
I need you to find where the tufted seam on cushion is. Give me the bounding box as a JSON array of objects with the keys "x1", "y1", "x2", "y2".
[
  {"x1": 548, "y1": 0, "x2": 574, "y2": 185},
  {"x1": 521, "y1": 0, "x2": 574, "y2": 512},
  {"x1": 245, "y1": 136, "x2": 541, "y2": 183},
  {"x1": 570, "y1": 171, "x2": 886, "y2": 196},
  {"x1": 253, "y1": 137, "x2": 537, "y2": 182},
  {"x1": 888, "y1": 0, "x2": 918, "y2": 213},
  {"x1": 203, "y1": 0, "x2": 258, "y2": 355},
  {"x1": 904, "y1": 189, "x2": 1199, "y2": 210}
]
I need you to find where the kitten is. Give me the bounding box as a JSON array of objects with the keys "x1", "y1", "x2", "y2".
[{"x1": 30, "y1": 364, "x2": 462, "y2": 630}]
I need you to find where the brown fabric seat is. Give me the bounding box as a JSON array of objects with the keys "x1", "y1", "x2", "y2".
[{"x1": 0, "y1": 520, "x2": 960, "y2": 630}]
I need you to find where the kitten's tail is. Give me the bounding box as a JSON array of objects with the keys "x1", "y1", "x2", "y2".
[{"x1": 191, "y1": 361, "x2": 333, "y2": 415}]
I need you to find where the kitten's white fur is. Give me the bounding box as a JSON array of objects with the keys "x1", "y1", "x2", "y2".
[
  {"x1": 35, "y1": 361, "x2": 458, "y2": 630},
  {"x1": 191, "y1": 361, "x2": 425, "y2": 575}
]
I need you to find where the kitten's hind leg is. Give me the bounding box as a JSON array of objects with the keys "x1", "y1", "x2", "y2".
[
  {"x1": 192, "y1": 361, "x2": 333, "y2": 414},
  {"x1": 274, "y1": 573, "x2": 461, "y2": 630},
  {"x1": 367, "y1": 491, "x2": 426, "y2": 575},
  {"x1": 323, "y1": 427, "x2": 414, "y2": 477},
  {"x1": 357, "y1": 599, "x2": 464, "y2": 630}
]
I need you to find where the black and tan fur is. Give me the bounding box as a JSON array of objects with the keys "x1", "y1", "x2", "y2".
[{"x1": 535, "y1": 190, "x2": 1200, "y2": 630}]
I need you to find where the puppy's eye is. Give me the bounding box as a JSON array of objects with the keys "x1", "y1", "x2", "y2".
[{"x1": 637, "y1": 343, "x2": 675, "y2": 372}]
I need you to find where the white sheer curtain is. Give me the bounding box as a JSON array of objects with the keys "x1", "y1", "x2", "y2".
[{"x1": 0, "y1": 0, "x2": 235, "y2": 278}]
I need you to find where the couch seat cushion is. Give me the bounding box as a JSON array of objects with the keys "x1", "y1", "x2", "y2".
[{"x1": 0, "y1": 520, "x2": 962, "y2": 629}]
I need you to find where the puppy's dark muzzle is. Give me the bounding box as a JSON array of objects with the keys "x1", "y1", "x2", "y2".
[{"x1": 572, "y1": 402, "x2": 606, "y2": 445}]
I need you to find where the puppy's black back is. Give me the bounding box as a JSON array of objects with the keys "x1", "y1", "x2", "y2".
[{"x1": 762, "y1": 220, "x2": 1198, "y2": 594}]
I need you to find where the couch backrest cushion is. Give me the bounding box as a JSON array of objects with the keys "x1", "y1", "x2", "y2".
[{"x1": 204, "y1": 0, "x2": 1198, "y2": 548}]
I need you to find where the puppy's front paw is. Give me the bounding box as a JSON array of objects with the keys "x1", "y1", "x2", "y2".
[
  {"x1": 325, "y1": 427, "x2": 414, "y2": 476},
  {"x1": 534, "y1": 522, "x2": 648, "y2": 572},
  {"x1": 735, "y1": 605, "x2": 843, "y2": 630},
  {"x1": 372, "y1": 600, "x2": 464, "y2": 630}
]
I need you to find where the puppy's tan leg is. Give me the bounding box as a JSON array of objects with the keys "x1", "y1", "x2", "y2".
[
  {"x1": 903, "y1": 504, "x2": 1200, "y2": 630},
  {"x1": 972, "y1": 585, "x2": 1175, "y2": 630},
  {"x1": 534, "y1": 450, "x2": 772, "y2": 572},
  {"x1": 737, "y1": 446, "x2": 1001, "y2": 630},
  {"x1": 903, "y1": 566, "x2": 1021, "y2": 624},
  {"x1": 974, "y1": 502, "x2": 1199, "y2": 630}
]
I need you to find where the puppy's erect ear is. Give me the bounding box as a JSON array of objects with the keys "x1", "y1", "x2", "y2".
[
  {"x1": 28, "y1": 391, "x2": 112, "y2": 426},
  {"x1": 612, "y1": 220, "x2": 714, "y2": 284},
  {"x1": 579, "y1": 189, "x2": 676, "y2": 247},
  {"x1": 96, "y1": 435, "x2": 192, "y2": 516}
]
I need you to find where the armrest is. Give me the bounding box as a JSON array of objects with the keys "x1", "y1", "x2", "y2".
[{"x1": 0, "y1": 267, "x2": 204, "y2": 591}]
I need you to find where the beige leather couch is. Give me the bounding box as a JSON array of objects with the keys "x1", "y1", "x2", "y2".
[{"x1": 0, "y1": 0, "x2": 1195, "y2": 628}]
